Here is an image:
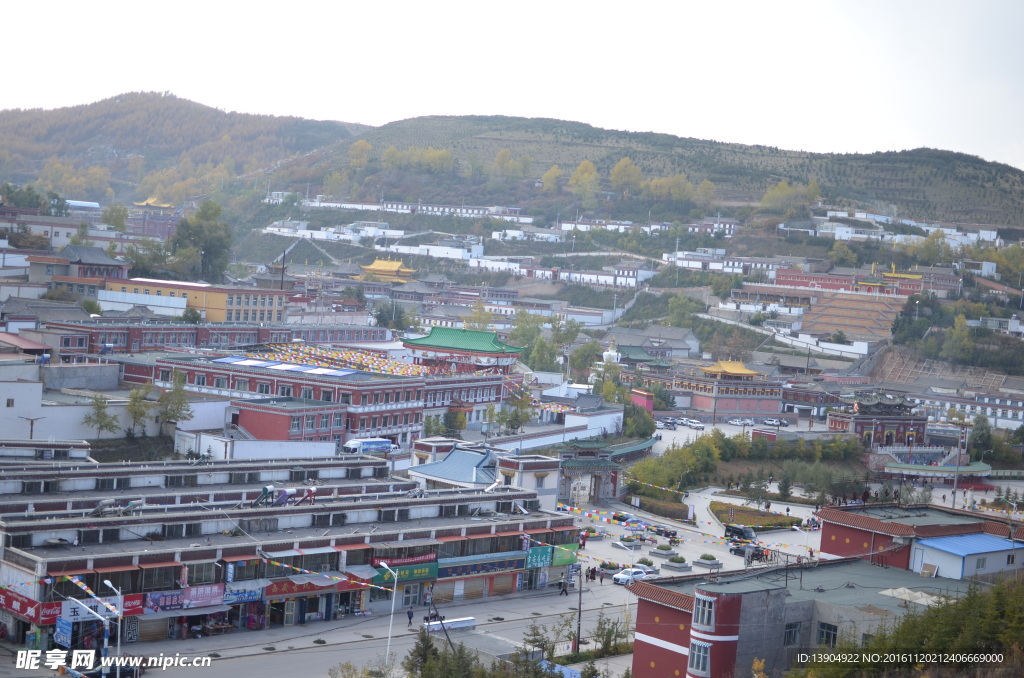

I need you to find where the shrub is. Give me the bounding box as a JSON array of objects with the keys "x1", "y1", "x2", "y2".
[
  {"x1": 669, "y1": 556, "x2": 686, "y2": 563},
  {"x1": 656, "y1": 544, "x2": 672, "y2": 551},
  {"x1": 621, "y1": 536, "x2": 635, "y2": 543},
  {"x1": 637, "y1": 557, "x2": 654, "y2": 566},
  {"x1": 600, "y1": 561, "x2": 620, "y2": 570},
  {"x1": 699, "y1": 554, "x2": 717, "y2": 561}
]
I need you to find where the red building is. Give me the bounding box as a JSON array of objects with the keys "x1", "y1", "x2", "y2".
[
  {"x1": 675, "y1": 361, "x2": 784, "y2": 423},
  {"x1": 826, "y1": 393, "x2": 927, "y2": 447}
]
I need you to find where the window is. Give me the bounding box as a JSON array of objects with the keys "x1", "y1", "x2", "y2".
[
  {"x1": 194, "y1": 374, "x2": 206, "y2": 386},
  {"x1": 5, "y1": 398, "x2": 12, "y2": 407},
  {"x1": 784, "y1": 622, "x2": 801, "y2": 646},
  {"x1": 230, "y1": 559, "x2": 260, "y2": 581},
  {"x1": 334, "y1": 413, "x2": 344, "y2": 427},
  {"x1": 1009, "y1": 553, "x2": 1017, "y2": 565},
  {"x1": 977, "y1": 557, "x2": 987, "y2": 570},
  {"x1": 817, "y1": 622, "x2": 838, "y2": 648},
  {"x1": 188, "y1": 562, "x2": 216, "y2": 585},
  {"x1": 159, "y1": 369, "x2": 171, "y2": 382},
  {"x1": 142, "y1": 566, "x2": 177, "y2": 592},
  {"x1": 301, "y1": 388, "x2": 313, "y2": 400},
  {"x1": 306, "y1": 415, "x2": 316, "y2": 430},
  {"x1": 535, "y1": 474, "x2": 546, "y2": 489},
  {"x1": 257, "y1": 383, "x2": 271, "y2": 394},
  {"x1": 322, "y1": 390, "x2": 333, "y2": 402},
  {"x1": 689, "y1": 641, "x2": 710, "y2": 674},
  {"x1": 236, "y1": 379, "x2": 249, "y2": 392},
  {"x1": 290, "y1": 417, "x2": 301, "y2": 431},
  {"x1": 278, "y1": 385, "x2": 292, "y2": 397},
  {"x1": 320, "y1": 415, "x2": 329, "y2": 429},
  {"x1": 693, "y1": 596, "x2": 714, "y2": 627},
  {"x1": 214, "y1": 377, "x2": 227, "y2": 388}
]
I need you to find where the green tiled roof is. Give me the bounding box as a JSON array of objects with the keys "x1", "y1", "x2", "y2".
[
  {"x1": 403, "y1": 328, "x2": 524, "y2": 353},
  {"x1": 616, "y1": 345, "x2": 655, "y2": 362}
]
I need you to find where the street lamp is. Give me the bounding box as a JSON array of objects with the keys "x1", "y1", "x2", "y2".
[
  {"x1": 980, "y1": 449, "x2": 993, "y2": 464},
  {"x1": 378, "y1": 561, "x2": 399, "y2": 670},
  {"x1": 103, "y1": 580, "x2": 123, "y2": 678},
  {"x1": 67, "y1": 597, "x2": 111, "y2": 677}
]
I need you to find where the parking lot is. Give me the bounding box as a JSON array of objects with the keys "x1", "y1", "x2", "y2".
[{"x1": 652, "y1": 416, "x2": 833, "y2": 455}]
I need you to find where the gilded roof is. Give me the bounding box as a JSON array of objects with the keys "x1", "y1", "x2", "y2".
[{"x1": 700, "y1": 360, "x2": 761, "y2": 376}]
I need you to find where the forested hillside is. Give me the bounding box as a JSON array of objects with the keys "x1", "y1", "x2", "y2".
[{"x1": 2, "y1": 94, "x2": 1024, "y2": 225}]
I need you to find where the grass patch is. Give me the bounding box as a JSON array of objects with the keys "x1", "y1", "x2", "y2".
[
  {"x1": 709, "y1": 500, "x2": 802, "y2": 529},
  {"x1": 263, "y1": 646, "x2": 276, "y2": 651}
]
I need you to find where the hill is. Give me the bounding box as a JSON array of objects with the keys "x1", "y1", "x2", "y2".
[{"x1": 3, "y1": 94, "x2": 1024, "y2": 225}]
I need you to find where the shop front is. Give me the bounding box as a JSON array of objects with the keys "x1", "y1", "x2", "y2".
[
  {"x1": 50, "y1": 594, "x2": 144, "y2": 653},
  {"x1": 547, "y1": 537, "x2": 580, "y2": 585},
  {"x1": 138, "y1": 584, "x2": 229, "y2": 642},
  {"x1": 524, "y1": 545, "x2": 554, "y2": 590},
  {"x1": 433, "y1": 554, "x2": 526, "y2": 602},
  {"x1": 223, "y1": 554, "x2": 268, "y2": 631},
  {"x1": 369, "y1": 560, "x2": 438, "y2": 611},
  {"x1": 0, "y1": 586, "x2": 62, "y2": 649}
]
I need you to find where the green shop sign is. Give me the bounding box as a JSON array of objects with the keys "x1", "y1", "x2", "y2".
[
  {"x1": 526, "y1": 546, "x2": 553, "y2": 569},
  {"x1": 551, "y1": 543, "x2": 579, "y2": 567},
  {"x1": 372, "y1": 562, "x2": 438, "y2": 585}
]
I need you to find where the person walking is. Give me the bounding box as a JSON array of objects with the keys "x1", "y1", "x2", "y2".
[
  {"x1": 407, "y1": 606, "x2": 414, "y2": 628},
  {"x1": 559, "y1": 575, "x2": 569, "y2": 596},
  {"x1": 599, "y1": 569, "x2": 605, "y2": 585}
]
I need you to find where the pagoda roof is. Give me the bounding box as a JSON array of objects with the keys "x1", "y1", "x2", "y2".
[
  {"x1": 360, "y1": 258, "x2": 415, "y2": 274},
  {"x1": 700, "y1": 360, "x2": 761, "y2": 377},
  {"x1": 403, "y1": 327, "x2": 524, "y2": 354},
  {"x1": 133, "y1": 196, "x2": 173, "y2": 208}
]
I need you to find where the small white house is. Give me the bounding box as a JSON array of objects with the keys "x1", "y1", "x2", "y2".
[{"x1": 911, "y1": 533, "x2": 1023, "y2": 580}]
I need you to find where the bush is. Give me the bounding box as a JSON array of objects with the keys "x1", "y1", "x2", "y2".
[
  {"x1": 600, "y1": 561, "x2": 620, "y2": 570},
  {"x1": 637, "y1": 557, "x2": 654, "y2": 566},
  {"x1": 621, "y1": 536, "x2": 635, "y2": 543},
  {"x1": 669, "y1": 556, "x2": 687, "y2": 563},
  {"x1": 700, "y1": 554, "x2": 717, "y2": 561},
  {"x1": 656, "y1": 544, "x2": 672, "y2": 551},
  {"x1": 632, "y1": 495, "x2": 691, "y2": 520}
]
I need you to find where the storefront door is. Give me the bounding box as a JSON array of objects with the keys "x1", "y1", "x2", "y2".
[
  {"x1": 283, "y1": 600, "x2": 296, "y2": 626},
  {"x1": 402, "y1": 583, "x2": 421, "y2": 607}
]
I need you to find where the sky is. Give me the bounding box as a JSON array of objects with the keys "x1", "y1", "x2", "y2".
[{"x1": 7, "y1": 0, "x2": 1024, "y2": 169}]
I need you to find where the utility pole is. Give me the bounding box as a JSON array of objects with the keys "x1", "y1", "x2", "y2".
[
  {"x1": 19, "y1": 416, "x2": 44, "y2": 439},
  {"x1": 573, "y1": 563, "x2": 584, "y2": 653},
  {"x1": 675, "y1": 237, "x2": 681, "y2": 287}
]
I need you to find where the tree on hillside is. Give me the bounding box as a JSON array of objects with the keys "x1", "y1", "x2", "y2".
[
  {"x1": 828, "y1": 241, "x2": 858, "y2": 267},
  {"x1": 83, "y1": 395, "x2": 120, "y2": 440},
  {"x1": 374, "y1": 301, "x2": 407, "y2": 330},
  {"x1": 694, "y1": 179, "x2": 717, "y2": 210},
  {"x1": 610, "y1": 157, "x2": 642, "y2": 197},
  {"x1": 940, "y1": 314, "x2": 974, "y2": 363},
  {"x1": 463, "y1": 300, "x2": 492, "y2": 331},
  {"x1": 170, "y1": 200, "x2": 233, "y2": 282},
  {"x1": 568, "y1": 161, "x2": 600, "y2": 209},
  {"x1": 347, "y1": 140, "x2": 372, "y2": 169},
  {"x1": 541, "y1": 165, "x2": 563, "y2": 194}
]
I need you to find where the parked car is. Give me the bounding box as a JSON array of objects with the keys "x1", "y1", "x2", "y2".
[
  {"x1": 612, "y1": 513, "x2": 650, "y2": 527},
  {"x1": 778, "y1": 419, "x2": 790, "y2": 427},
  {"x1": 612, "y1": 567, "x2": 655, "y2": 585},
  {"x1": 688, "y1": 420, "x2": 705, "y2": 430},
  {"x1": 727, "y1": 418, "x2": 746, "y2": 426},
  {"x1": 649, "y1": 525, "x2": 678, "y2": 538},
  {"x1": 763, "y1": 418, "x2": 782, "y2": 426},
  {"x1": 656, "y1": 420, "x2": 665, "y2": 429},
  {"x1": 729, "y1": 543, "x2": 766, "y2": 559},
  {"x1": 742, "y1": 418, "x2": 756, "y2": 426}
]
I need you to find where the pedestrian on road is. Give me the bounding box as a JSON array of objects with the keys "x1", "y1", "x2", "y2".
[
  {"x1": 599, "y1": 569, "x2": 605, "y2": 585},
  {"x1": 786, "y1": 507, "x2": 790, "y2": 516},
  {"x1": 559, "y1": 576, "x2": 569, "y2": 596},
  {"x1": 407, "y1": 606, "x2": 414, "y2": 628}
]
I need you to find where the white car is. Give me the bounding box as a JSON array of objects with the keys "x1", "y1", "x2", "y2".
[
  {"x1": 656, "y1": 421, "x2": 665, "y2": 429},
  {"x1": 728, "y1": 418, "x2": 745, "y2": 426},
  {"x1": 688, "y1": 420, "x2": 705, "y2": 430},
  {"x1": 742, "y1": 418, "x2": 756, "y2": 426},
  {"x1": 612, "y1": 567, "x2": 655, "y2": 585}
]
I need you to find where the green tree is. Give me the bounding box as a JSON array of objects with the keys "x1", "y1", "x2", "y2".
[
  {"x1": 694, "y1": 179, "x2": 717, "y2": 210},
  {"x1": 181, "y1": 307, "x2": 202, "y2": 324},
  {"x1": 541, "y1": 165, "x2": 563, "y2": 194},
  {"x1": 401, "y1": 628, "x2": 438, "y2": 678},
  {"x1": 125, "y1": 385, "x2": 154, "y2": 437},
  {"x1": 940, "y1": 314, "x2": 974, "y2": 364},
  {"x1": 569, "y1": 340, "x2": 601, "y2": 382},
  {"x1": 828, "y1": 241, "x2": 858, "y2": 267},
  {"x1": 80, "y1": 299, "x2": 101, "y2": 316},
  {"x1": 970, "y1": 414, "x2": 993, "y2": 456},
  {"x1": 549, "y1": 316, "x2": 583, "y2": 348},
  {"x1": 776, "y1": 473, "x2": 793, "y2": 500},
  {"x1": 102, "y1": 203, "x2": 129, "y2": 232},
  {"x1": 463, "y1": 300, "x2": 492, "y2": 331},
  {"x1": 82, "y1": 395, "x2": 120, "y2": 440},
  {"x1": 442, "y1": 410, "x2": 467, "y2": 437},
  {"x1": 169, "y1": 200, "x2": 233, "y2": 282},
  {"x1": 622, "y1": 402, "x2": 655, "y2": 438},
  {"x1": 375, "y1": 301, "x2": 407, "y2": 330},
  {"x1": 70, "y1": 222, "x2": 93, "y2": 247},
  {"x1": 158, "y1": 371, "x2": 194, "y2": 434}
]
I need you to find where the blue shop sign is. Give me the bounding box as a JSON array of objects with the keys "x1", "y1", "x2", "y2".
[
  {"x1": 54, "y1": 618, "x2": 72, "y2": 648},
  {"x1": 437, "y1": 557, "x2": 526, "y2": 579},
  {"x1": 224, "y1": 586, "x2": 263, "y2": 604}
]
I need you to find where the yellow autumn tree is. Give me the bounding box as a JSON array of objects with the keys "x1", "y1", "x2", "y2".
[
  {"x1": 348, "y1": 140, "x2": 373, "y2": 169},
  {"x1": 610, "y1": 157, "x2": 642, "y2": 196},
  {"x1": 568, "y1": 160, "x2": 600, "y2": 209},
  {"x1": 541, "y1": 165, "x2": 563, "y2": 193}
]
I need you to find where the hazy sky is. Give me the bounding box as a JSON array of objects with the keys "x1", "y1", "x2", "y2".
[{"x1": 8, "y1": 1, "x2": 1024, "y2": 169}]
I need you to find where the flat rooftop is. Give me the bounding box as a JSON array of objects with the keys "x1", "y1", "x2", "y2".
[
  {"x1": 835, "y1": 505, "x2": 982, "y2": 527},
  {"x1": 651, "y1": 559, "x2": 968, "y2": 616}
]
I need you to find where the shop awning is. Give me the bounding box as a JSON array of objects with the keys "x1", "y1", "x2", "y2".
[
  {"x1": 523, "y1": 528, "x2": 550, "y2": 535},
  {"x1": 287, "y1": 571, "x2": 344, "y2": 587},
  {"x1": 48, "y1": 568, "x2": 93, "y2": 577},
  {"x1": 550, "y1": 525, "x2": 580, "y2": 532},
  {"x1": 264, "y1": 549, "x2": 301, "y2": 559},
  {"x1": 297, "y1": 546, "x2": 336, "y2": 555},
  {"x1": 436, "y1": 535, "x2": 464, "y2": 542},
  {"x1": 466, "y1": 533, "x2": 494, "y2": 539},
  {"x1": 494, "y1": 531, "x2": 523, "y2": 537},
  {"x1": 372, "y1": 538, "x2": 441, "y2": 549},
  {"x1": 138, "y1": 561, "x2": 180, "y2": 569},
  {"x1": 343, "y1": 565, "x2": 380, "y2": 581},
  {"x1": 333, "y1": 543, "x2": 370, "y2": 551},
  {"x1": 141, "y1": 604, "x2": 231, "y2": 621},
  {"x1": 94, "y1": 565, "x2": 140, "y2": 573},
  {"x1": 225, "y1": 579, "x2": 270, "y2": 593},
  {"x1": 222, "y1": 554, "x2": 260, "y2": 563}
]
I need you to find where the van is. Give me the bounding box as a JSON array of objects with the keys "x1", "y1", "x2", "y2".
[{"x1": 724, "y1": 524, "x2": 757, "y2": 542}]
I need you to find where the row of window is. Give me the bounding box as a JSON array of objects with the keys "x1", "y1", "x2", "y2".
[
  {"x1": 226, "y1": 294, "x2": 285, "y2": 308},
  {"x1": 426, "y1": 387, "x2": 496, "y2": 405},
  {"x1": 226, "y1": 309, "x2": 284, "y2": 322}
]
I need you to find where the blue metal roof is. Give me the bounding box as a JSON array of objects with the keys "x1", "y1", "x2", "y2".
[
  {"x1": 917, "y1": 533, "x2": 1019, "y2": 557},
  {"x1": 412, "y1": 448, "x2": 496, "y2": 484}
]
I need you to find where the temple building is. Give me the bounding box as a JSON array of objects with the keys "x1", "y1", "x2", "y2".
[
  {"x1": 403, "y1": 327, "x2": 525, "y2": 373},
  {"x1": 357, "y1": 258, "x2": 416, "y2": 283},
  {"x1": 675, "y1": 360, "x2": 784, "y2": 422},
  {"x1": 826, "y1": 393, "x2": 927, "y2": 447}
]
